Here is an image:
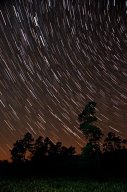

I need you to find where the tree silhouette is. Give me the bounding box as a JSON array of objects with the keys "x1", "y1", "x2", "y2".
[
  {"x1": 48, "y1": 141, "x2": 62, "y2": 158},
  {"x1": 78, "y1": 102, "x2": 103, "y2": 163},
  {"x1": 44, "y1": 137, "x2": 54, "y2": 156},
  {"x1": 23, "y1": 132, "x2": 34, "y2": 160},
  {"x1": 66, "y1": 146, "x2": 76, "y2": 156},
  {"x1": 103, "y1": 132, "x2": 127, "y2": 152},
  {"x1": 34, "y1": 136, "x2": 44, "y2": 150},
  {"x1": 78, "y1": 101, "x2": 97, "y2": 124},
  {"x1": 31, "y1": 136, "x2": 76, "y2": 162},
  {"x1": 10, "y1": 132, "x2": 34, "y2": 162},
  {"x1": 10, "y1": 139, "x2": 26, "y2": 162},
  {"x1": 32, "y1": 136, "x2": 46, "y2": 162},
  {"x1": 31, "y1": 136, "x2": 55, "y2": 161}
]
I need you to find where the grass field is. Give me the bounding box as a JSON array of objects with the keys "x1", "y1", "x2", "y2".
[{"x1": 0, "y1": 177, "x2": 127, "y2": 192}]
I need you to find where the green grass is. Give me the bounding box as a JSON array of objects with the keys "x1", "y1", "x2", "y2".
[{"x1": 0, "y1": 177, "x2": 127, "y2": 192}]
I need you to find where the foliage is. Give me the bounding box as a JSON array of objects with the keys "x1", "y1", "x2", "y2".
[
  {"x1": 11, "y1": 132, "x2": 76, "y2": 163},
  {"x1": 10, "y1": 139, "x2": 26, "y2": 162},
  {"x1": 31, "y1": 136, "x2": 76, "y2": 161},
  {"x1": 80, "y1": 124, "x2": 103, "y2": 141},
  {"x1": 78, "y1": 102, "x2": 103, "y2": 162},
  {"x1": 10, "y1": 132, "x2": 34, "y2": 162},
  {"x1": 103, "y1": 132, "x2": 127, "y2": 152},
  {"x1": 78, "y1": 101, "x2": 97, "y2": 124},
  {"x1": 78, "y1": 102, "x2": 103, "y2": 142}
]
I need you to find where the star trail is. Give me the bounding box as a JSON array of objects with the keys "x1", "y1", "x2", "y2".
[{"x1": 0, "y1": 0, "x2": 127, "y2": 160}]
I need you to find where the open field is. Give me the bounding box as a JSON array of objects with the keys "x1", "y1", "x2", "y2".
[{"x1": 0, "y1": 178, "x2": 127, "y2": 192}]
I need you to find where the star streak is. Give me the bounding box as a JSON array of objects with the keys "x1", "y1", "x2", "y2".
[{"x1": 0, "y1": 0, "x2": 127, "y2": 161}]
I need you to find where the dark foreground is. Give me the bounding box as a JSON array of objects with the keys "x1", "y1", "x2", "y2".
[
  {"x1": 0, "y1": 177, "x2": 127, "y2": 192},
  {"x1": 1, "y1": 152, "x2": 127, "y2": 192}
]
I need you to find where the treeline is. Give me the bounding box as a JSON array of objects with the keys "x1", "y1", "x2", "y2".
[
  {"x1": 10, "y1": 133, "x2": 76, "y2": 163},
  {"x1": 1, "y1": 102, "x2": 127, "y2": 179}
]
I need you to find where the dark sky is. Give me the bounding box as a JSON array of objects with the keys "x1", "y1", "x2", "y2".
[{"x1": 0, "y1": 0, "x2": 127, "y2": 160}]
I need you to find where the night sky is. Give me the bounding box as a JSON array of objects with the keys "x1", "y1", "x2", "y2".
[{"x1": 0, "y1": 0, "x2": 127, "y2": 161}]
